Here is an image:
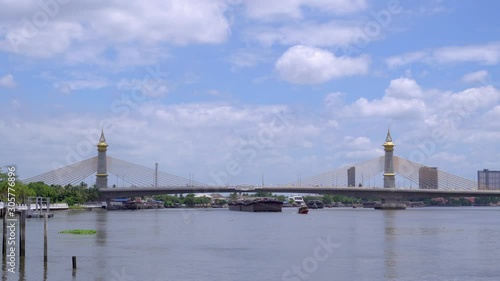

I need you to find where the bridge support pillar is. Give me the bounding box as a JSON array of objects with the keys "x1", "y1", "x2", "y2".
[
  {"x1": 106, "y1": 199, "x2": 111, "y2": 210},
  {"x1": 375, "y1": 197, "x2": 406, "y2": 210}
]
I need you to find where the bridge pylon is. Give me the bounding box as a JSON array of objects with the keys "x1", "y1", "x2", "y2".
[
  {"x1": 96, "y1": 129, "x2": 108, "y2": 189},
  {"x1": 378, "y1": 129, "x2": 406, "y2": 210}
]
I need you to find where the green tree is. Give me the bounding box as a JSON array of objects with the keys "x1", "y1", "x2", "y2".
[
  {"x1": 0, "y1": 167, "x2": 36, "y2": 204},
  {"x1": 322, "y1": 194, "x2": 334, "y2": 205},
  {"x1": 28, "y1": 182, "x2": 56, "y2": 198},
  {"x1": 229, "y1": 192, "x2": 237, "y2": 200},
  {"x1": 276, "y1": 195, "x2": 286, "y2": 202},
  {"x1": 254, "y1": 191, "x2": 273, "y2": 197},
  {"x1": 183, "y1": 194, "x2": 195, "y2": 207}
]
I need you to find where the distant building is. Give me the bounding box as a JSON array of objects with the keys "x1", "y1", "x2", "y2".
[
  {"x1": 419, "y1": 167, "x2": 438, "y2": 189},
  {"x1": 478, "y1": 169, "x2": 500, "y2": 190},
  {"x1": 347, "y1": 166, "x2": 355, "y2": 187}
]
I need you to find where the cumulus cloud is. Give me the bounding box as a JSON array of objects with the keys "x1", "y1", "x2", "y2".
[
  {"x1": 0, "y1": 0, "x2": 231, "y2": 59},
  {"x1": 1, "y1": 101, "x2": 335, "y2": 185},
  {"x1": 339, "y1": 76, "x2": 428, "y2": 119},
  {"x1": 385, "y1": 77, "x2": 423, "y2": 99},
  {"x1": 483, "y1": 105, "x2": 500, "y2": 121},
  {"x1": 0, "y1": 74, "x2": 16, "y2": 88},
  {"x1": 440, "y1": 86, "x2": 499, "y2": 111},
  {"x1": 275, "y1": 45, "x2": 370, "y2": 84},
  {"x1": 345, "y1": 96, "x2": 426, "y2": 119}
]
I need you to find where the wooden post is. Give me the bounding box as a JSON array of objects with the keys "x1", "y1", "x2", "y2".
[
  {"x1": 20, "y1": 210, "x2": 26, "y2": 257},
  {"x1": 43, "y1": 259, "x2": 48, "y2": 280},
  {"x1": 72, "y1": 256, "x2": 77, "y2": 269},
  {"x1": 2, "y1": 206, "x2": 7, "y2": 255},
  {"x1": 18, "y1": 255, "x2": 25, "y2": 281},
  {"x1": 44, "y1": 214, "x2": 48, "y2": 262}
]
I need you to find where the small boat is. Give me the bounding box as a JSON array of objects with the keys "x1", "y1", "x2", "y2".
[{"x1": 298, "y1": 206, "x2": 309, "y2": 214}]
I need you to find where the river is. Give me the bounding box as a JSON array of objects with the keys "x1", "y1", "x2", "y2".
[{"x1": 1, "y1": 207, "x2": 499, "y2": 281}]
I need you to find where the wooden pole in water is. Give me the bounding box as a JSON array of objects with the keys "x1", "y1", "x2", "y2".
[
  {"x1": 72, "y1": 256, "x2": 77, "y2": 269},
  {"x1": 44, "y1": 213, "x2": 48, "y2": 262},
  {"x1": 20, "y1": 210, "x2": 26, "y2": 257},
  {"x1": 2, "y1": 206, "x2": 7, "y2": 255}
]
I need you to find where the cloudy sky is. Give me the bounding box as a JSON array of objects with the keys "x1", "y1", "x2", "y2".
[{"x1": 1, "y1": 0, "x2": 499, "y2": 186}]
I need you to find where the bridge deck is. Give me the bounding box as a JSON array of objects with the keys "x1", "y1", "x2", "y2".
[{"x1": 99, "y1": 186, "x2": 500, "y2": 200}]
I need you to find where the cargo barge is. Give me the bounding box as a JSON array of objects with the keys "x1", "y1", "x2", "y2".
[{"x1": 228, "y1": 198, "x2": 283, "y2": 212}]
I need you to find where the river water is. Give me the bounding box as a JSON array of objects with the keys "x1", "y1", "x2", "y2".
[{"x1": 1, "y1": 207, "x2": 499, "y2": 281}]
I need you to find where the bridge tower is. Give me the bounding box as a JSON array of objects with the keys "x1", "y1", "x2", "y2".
[
  {"x1": 376, "y1": 129, "x2": 406, "y2": 210},
  {"x1": 383, "y1": 129, "x2": 396, "y2": 188},
  {"x1": 96, "y1": 129, "x2": 108, "y2": 189}
]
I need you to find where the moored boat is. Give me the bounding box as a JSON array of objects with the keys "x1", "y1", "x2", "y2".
[
  {"x1": 306, "y1": 200, "x2": 324, "y2": 209},
  {"x1": 289, "y1": 195, "x2": 305, "y2": 206}
]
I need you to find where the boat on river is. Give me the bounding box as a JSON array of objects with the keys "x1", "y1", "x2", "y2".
[
  {"x1": 228, "y1": 197, "x2": 283, "y2": 212},
  {"x1": 298, "y1": 206, "x2": 309, "y2": 214},
  {"x1": 306, "y1": 200, "x2": 324, "y2": 209}
]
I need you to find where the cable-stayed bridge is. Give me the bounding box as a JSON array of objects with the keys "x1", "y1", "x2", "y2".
[
  {"x1": 22, "y1": 156, "x2": 206, "y2": 188},
  {"x1": 284, "y1": 156, "x2": 478, "y2": 191},
  {"x1": 21, "y1": 130, "x2": 500, "y2": 210}
]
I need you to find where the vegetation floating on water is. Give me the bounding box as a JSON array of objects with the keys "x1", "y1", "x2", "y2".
[{"x1": 59, "y1": 229, "x2": 97, "y2": 235}]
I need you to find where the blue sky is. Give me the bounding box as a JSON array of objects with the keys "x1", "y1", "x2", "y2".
[{"x1": 1, "y1": 0, "x2": 499, "y2": 186}]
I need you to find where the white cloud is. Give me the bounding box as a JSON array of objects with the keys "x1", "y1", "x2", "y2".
[
  {"x1": 275, "y1": 45, "x2": 370, "y2": 84},
  {"x1": 461, "y1": 70, "x2": 489, "y2": 84},
  {"x1": 2, "y1": 22, "x2": 85, "y2": 58},
  {"x1": 385, "y1": 77, "x2": 423, "y2": 99},
  {"x1": 339, "y1": 76, "x2": 428, "y2": 119},
  {"x1": 385, "y1": 51, "x2": 427, "y2": 68},
  {"x1": 345, "y1": 148, "x2": 383, "y2": 160},
  {"x1": 483, "y1": 105, "x2": 500, "y2": 123},
  {"x1": 345, "y1": 96, "x2": 426, "y2": 119},
  {"x1": 324, "y1": 92, "x2": 346, "y2": 108},
  {"x1": 0, "y1": 0, "x2": 230, "y2": 60},
  {"x1": 54, "y1": 78, "x2": 109, "y2": 94},
  {"x1": 385, "y1": 42, "x2": 500, "y2": 68},
  {"x1": 344, "y1": 136, "x2": 372, "y2": 149},
  {"x1": 0, "y1": 74, "x2": 16, "y2": 88},
  {"x1": 443, "y1": 86, "x2": 499, "y2": 113},
  {"x1": 243, "y1": 0, "x2": 367, "y2": 21},
  {"x1": 433, "y1": 42, "x2": 500, "y2": 65},
  {"x1": 1, "y1": 101, "x2": 335, "y2": 185}
]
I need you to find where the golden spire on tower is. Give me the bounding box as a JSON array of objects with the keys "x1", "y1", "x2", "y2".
[
  {"x1": 97, "y1": 128, "x2": 108, "y2": 151},
  {"x1": 383, "y1": 128, "x2": 395, "y2": 151}
]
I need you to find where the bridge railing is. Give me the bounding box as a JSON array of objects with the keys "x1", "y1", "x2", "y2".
[{"x1": 2, "y1": 203, "x2": 70, "y2": 210}]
